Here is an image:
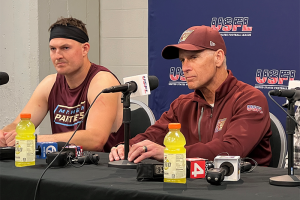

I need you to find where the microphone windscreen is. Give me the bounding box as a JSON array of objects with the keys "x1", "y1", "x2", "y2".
[
  {"x1": 148, "y1": 76, "x2": 159, "y2": 91},
  {"x1": 0, "y1": 72, "x2": 9, "y2": 86},
  {"x1": 269, "y1": 90, "x2": 280, "y2": 96}
]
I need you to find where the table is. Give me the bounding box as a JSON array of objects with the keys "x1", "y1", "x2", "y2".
[{"x1": 0, "y1": 153, "x2": 299, "y2": 200}]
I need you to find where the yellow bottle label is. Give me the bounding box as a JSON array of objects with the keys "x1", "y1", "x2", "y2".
[
  {"x1": 15, "y1": 139, "x2": 35, "y2": 162},
  {"x1": 164, "y1": 153, "x2": 186, "y2": 179}
]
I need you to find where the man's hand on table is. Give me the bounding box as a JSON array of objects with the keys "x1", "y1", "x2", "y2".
[{"x1": 109, "y1": 140, "x2": 164, "y2": 163}]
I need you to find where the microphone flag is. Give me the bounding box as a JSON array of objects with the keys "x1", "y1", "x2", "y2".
[{"x1": 123, "y1": 74, "x2": 151, "y2": 98}]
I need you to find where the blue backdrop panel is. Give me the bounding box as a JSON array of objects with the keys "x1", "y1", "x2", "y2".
[{"x1": 148, "y1": 0, "x2": 300, "y2": 128}]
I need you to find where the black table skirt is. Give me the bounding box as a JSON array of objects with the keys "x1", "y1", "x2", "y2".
[{"x1": 0, "y1": 153, "x2": 299, "y2": 200}]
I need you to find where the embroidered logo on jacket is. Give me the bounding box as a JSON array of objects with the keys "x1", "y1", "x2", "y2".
[
  {"x1": 247, "y1": 105, "x2": 263, "y2": 114},
  {"x1": 53, "y1": 102, "x2": 86, "y2": 126},
  {"x1": 215, "y1": 118, "x2": 227, "y2": 133}
]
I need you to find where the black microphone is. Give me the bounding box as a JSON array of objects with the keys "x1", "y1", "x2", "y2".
[
  {"x1": 102, "y1": 75, "x2": 159, "y2": 94},
  {"x1": 0, "y1": 72, "x2": 9, "y2": 85},
  {"x1": 269, "y1": 89, "x2": 300, "y2": 100},
  {"x1": 103, "y1": 81, "x2": 137, "y2": 93},
  {"x1": 74, "y1": 154, "x2": 99, "y2": 164}
]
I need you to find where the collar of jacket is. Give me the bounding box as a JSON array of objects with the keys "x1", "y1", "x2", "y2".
[{"x1": 192, "y1": 70, "x2": 238, "y2": 103}]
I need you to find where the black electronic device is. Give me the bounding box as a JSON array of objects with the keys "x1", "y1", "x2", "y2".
[
  {"x1": 102, "y1": 75, "x2": 159, "y2": 94},
  {"x1": 240, "y1": 161, "x2": 252, "y2": 173},
  {"x1": 136, "y1": 159, "x2": 164, "y2": 181},
  {"x1": 269, "y1": 89, "x2": 300, "y2": 100},
  {"x1": 206, "y1": 162, "x2": 233, "y2": 185},
  {"x1": 46, "y1": 151, "x2": 74, "y2": 167},
  {"x1": 46, "y1": 151, "x2": 67, "y2": 167},
  {"x1": 73, "y1": 154, "x2": 99, "y2": 165},
  {"x1": 206, "y1": 167, "x2": 227, "y2": 185},
  {"x1": 0, "y1": 146, "x2": 15, "y2": 160},
  {"x1": 206, "y1": 161, "x2": 252, "y2": 185}
]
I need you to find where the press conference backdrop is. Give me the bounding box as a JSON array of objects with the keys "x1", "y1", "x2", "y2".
[{"x1": 148, "y1": 0, "x2": 300, "y2": 129}]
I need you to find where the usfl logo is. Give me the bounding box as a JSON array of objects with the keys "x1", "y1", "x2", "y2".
[
  {"x1": 255, "y1": 69, "x2": 296, "y2": 90},
  {"x1": 142, "y1": 75, "x2": 149, "y2": 93},
  {"x1": 247, "y1": 105, "x2": 263, "y2": 114},
  {"x1": 211, "y1": 17, "x2": 252, "y2": 37},
  {"x1": 168, "y1": 67, "x2": 187, "y2": 86}
]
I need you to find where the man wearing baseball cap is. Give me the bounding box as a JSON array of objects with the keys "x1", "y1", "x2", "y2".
[{"x1": 110, "y1": 25, "x2": 272, "y2": 166}]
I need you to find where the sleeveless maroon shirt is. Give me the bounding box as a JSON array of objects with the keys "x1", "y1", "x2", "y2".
[{"x1": 48, "y1": 63, "x2": 124, "y2": 152}]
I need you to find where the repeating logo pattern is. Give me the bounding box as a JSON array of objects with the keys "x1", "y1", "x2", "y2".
[
  {"x1": 211, "y1": 17, "x2": 253, "y2": 37},
  {"x1": 255, "y1": 69, "x2": 296, "y2": 90}
]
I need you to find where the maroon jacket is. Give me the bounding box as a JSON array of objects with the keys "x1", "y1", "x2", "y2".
[
  {"x1": 48, "y1": 63, "x2": 124, "y2": 152},
  {"x1": 130, "y1": 70, "x2": 272, "y2": 166}
]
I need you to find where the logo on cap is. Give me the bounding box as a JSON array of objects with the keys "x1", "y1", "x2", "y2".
[
  {"x1": 210, "y1": 41, "x2": 216, "y2": 46},
  {"x1": 178, "y1": 30, "x2": 194, "y2": 43}
]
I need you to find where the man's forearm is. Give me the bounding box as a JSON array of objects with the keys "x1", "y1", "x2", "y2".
[{"x1": 37, "y1": 130, "x2": 107, "y2": 152}]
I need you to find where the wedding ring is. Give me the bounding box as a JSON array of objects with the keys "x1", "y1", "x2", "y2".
[{"x1": 143, "y1": 146, "x2": 148, "y2": 153}]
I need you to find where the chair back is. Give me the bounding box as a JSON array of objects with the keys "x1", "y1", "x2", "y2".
[
  {"x1": 269, "y1": 112, "x2": 287, "y2": 168},
  {"x1": 130, "y1": 99, "x2": 156, "y2": 138}
]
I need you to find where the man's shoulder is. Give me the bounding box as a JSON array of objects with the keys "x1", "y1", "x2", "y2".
[
  {"x1": 40, "y1": 74, "x2": 57, "y2": 87},
  {"x1": 91, "y1": 63, "x2": 111, "y2": 73},
  {"x1": 87, "y1": 68, "x2": 121, "y2": 97},
  {"x1": 236, "y1": 79, "x2": 264, "y2": 96},
  {"x1": 90, "y1": 63, "x2": 120, "y2": 84},
  {"x1": 36, "y1": 74, "x2": 57, "y2": 100},
  {"x1": 233, "y1": 80, "x2": 268, "y2": 104},
  {"x1": 92, "y1": 70, "x2": 120, "y2": 85},
  {"x1": 172, "y1": 92, "x2": 195, "y2": 106},
  {"x1": 177, "y1": 92, "x2": 195, "y2": 100}
]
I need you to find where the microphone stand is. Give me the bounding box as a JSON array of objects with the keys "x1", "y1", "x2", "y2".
[
  {"x1": 269, "y1": 97, "x2": 300, "y2": 186},
  {"x1": 108, "y1": 91, "x2": 137, "y2": 169}
]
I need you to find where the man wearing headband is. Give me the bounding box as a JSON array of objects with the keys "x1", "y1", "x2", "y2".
[
  {"x1": 1, "y1": 17, "x2": 124, "y2": 152},
  {"x1": 110, "y1": 25, "x2": 272, "y2": 166}
]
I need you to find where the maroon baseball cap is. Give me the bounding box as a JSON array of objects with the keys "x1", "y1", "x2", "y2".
[{"x1": 162, "y1": 25, "x2": 226, "y2": 59}]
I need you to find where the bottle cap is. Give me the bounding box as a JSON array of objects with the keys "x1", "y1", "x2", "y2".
[
  {"x1": 168, "y1": 123, "x2": 181, "y2": 129},
  {"x1": 20, "y1": 113, "x2": 31, "y2": 119}
]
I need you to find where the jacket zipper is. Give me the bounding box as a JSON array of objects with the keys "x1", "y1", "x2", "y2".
[{"x1": 198, "y1": 107, "x2": 204, "y2": 141}]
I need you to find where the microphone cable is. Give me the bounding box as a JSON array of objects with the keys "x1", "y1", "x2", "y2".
[
  {"x1": 241, "y1": 157, "x2": 258, "y2": 173},
  {"x1": 216, "y1": 152, "x2": 258, "y2": 172},
  {"x1": 33, "y1": 90, "x2": 104, "y2": 200},
  {"x1": 268, "y1": 91, "x2": 300, "y2": 127}
]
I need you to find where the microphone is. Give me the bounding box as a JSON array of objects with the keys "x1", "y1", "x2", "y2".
[
  {"x1": 102, "y1": 75, "x2": 159, "y2": 97},
  {"x1": 0, "y1": 72, "x2": 9, "y2": 85},
  {"x1": 73, "y1": 154, "x2": 99, "y2": 164},
  {"x1": 269, "y1": 89, "x2": 300, "y2": 100},
  {"x1": 36, "y1": 142, "x2": 58, "y2": 159},
  {"x1": 206, "y1": 164, "x2": 231, "y2": 185}
]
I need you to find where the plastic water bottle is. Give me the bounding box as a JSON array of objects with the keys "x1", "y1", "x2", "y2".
[
  {"x1": 164, "y1": 123, "x2": 186, "y2": 183},
  {"x1": 15, "y1": 113, "x2": 36, "y2": 167}
]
